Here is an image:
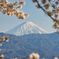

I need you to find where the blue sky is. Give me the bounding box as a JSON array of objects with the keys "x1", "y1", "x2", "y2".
[{"x1": 0, "y1": 0, "x2": 56, "y2": 33}]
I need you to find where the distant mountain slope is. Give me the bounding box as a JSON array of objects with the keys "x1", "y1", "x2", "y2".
[
  {"x1": 0, "y1": 32, "x2": 59, "y2": 59},
  {"x1": 7, "y1": 21, "x2": 47, "y2": 36}
]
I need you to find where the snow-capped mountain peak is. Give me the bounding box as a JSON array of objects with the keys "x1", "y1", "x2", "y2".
[{"x1": 7, "y1": 21, "x2": 47, "y2": 36}]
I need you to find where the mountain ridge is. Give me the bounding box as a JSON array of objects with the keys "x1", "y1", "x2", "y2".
[
  {"x1": 0, "y1": 32, "x2": 59, "y2": 59},
  {"x1": 7, "y1": 21, "x2": 48, "y2": 36}
]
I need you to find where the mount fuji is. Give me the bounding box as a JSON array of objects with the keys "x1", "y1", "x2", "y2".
[
  {"x1": 1, "y1": 22, "x2": 59, "y2": 59},
  {"x1": 7, "y1": 21, "x2": 47, "y2": 36}
]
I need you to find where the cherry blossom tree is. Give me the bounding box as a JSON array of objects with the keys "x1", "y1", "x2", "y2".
[
  {"x1": 32, "y1": 0, "x2": 59, "y2": 31},
  {"x1": 0, "y1": 0, "x2": 28, "y2": 19}
]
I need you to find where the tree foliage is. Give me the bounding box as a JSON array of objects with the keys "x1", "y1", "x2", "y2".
[
  {"x1": 32, "y1": 0, "x2": 59, "y2": 31},
  {"x1": 0, "y1": 0, "x2": 28, "y2": 19}
]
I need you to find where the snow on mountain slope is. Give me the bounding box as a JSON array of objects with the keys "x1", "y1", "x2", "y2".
[{"x1": 7, "y1": 21, "x2": 47, "y2": 36}]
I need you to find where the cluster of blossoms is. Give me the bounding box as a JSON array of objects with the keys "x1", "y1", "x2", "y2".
[
  {"x1": 0, "y1": 0, "x2": 28, "y2": 19},
  {"x1": 32, "y1": 0, "x2": 59, "y2": 30}
]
